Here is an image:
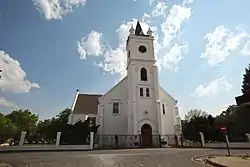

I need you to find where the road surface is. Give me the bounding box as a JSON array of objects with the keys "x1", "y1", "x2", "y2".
[{"x1": 0, "y1": 148, "x2": 250, "y2": 167}]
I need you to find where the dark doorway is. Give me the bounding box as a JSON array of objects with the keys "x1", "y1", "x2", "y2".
[{"x1": 141, "y1": 124, "x2": 153, "y2": 147}]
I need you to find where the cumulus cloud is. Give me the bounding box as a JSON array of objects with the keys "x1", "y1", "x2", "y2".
[
  {"x1": 0, "y1": 97, "x2": 18, "y2": 108},
  {"x1": 241, "y1": 41, "x2": 250, "y2": 55},
  {"x1": 191, "y1": 77, "x2": 232, "y2": 98},
  {"x1": 77, "y1": 0, "x2": 194, "y2": 80},
  {"x1": 151, "y1": 1, "x2": 167, "y2": 17},
  {"x1": 76, "y1": 31, "x2": 104, "y2": 59},
  {"x1": 201, "y1": 25, "x2": 249, "y2": 66},
  {"x1": 0, "y1": 51, "x2": 40, "y2": 93},
  {"x1": 155, "y1": 2, "x2": 192, "y2": 71},
  {"x1": 33, "y1": 0, "x2": 86, "y2": 20}
]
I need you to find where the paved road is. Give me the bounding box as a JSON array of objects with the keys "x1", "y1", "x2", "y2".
[{"x1": 0, "y1": 148, "x2": 250, "y2": 167}]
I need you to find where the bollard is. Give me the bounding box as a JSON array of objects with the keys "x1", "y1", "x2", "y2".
[
  {"x1": 199, "y1": 132, "x2": 205, "y2": 148},
  {"x1": 90, "y1": 132, "x2": 94, "y2": 150},
  {"x1": 19, "y1": 131, "x2": 27, "y2": 147},
  {"x1": 56, "y1": 132, "x2": 61, "y2": 148}
]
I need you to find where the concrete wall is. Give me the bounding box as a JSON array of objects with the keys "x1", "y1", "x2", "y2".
[
  {"x1": 98, "y1": 77, "x2": 128, "y2": 135},
  {"x1": 159, "y1": 86, "x2": 178, "y2": 135}
]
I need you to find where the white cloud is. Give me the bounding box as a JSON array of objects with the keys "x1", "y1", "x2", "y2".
[
  {"x1": 157, "y1": 2, "x2": 192, "y2": 71},
  {"x1": 76, "y1": 31, "x2": 104, "y2": 59},
  {"x1": 33, "y1": 0, "x2": 86, "y2": 20},
  {"x1": 201, "y1": 25, "x2": 249, "y2": 66},
  {"x1": 0, "y1": 51, "x2": 40, "y2": 93},
  {"x1": 77, "y1": 0, "x2": 193, "y2": 79},
  {"x1": 182, "y1": 0, "x2": 194, "y2": 5},
  {"x1": 241, "y1": 41, "x2": 250, "y2": 55},
  {"x1": 0, "y1": 97, "x2": 17, "y2": 108},
  {"x1": 95, "y1": 47, "x2": 127, "y2": 79},
  {"x1": 151, "y1": 1, "x2": 167, "y2": 17},
  {"x1": 191, "y1": 77, "x2": 232, "y2": 98}
]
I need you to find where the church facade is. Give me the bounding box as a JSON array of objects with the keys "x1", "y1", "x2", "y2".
[{"x1": 68, "y1": 22, "x2": 182, "y2": 148}]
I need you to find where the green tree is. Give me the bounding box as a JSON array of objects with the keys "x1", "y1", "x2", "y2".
[
  {"x1": 241, "y1": 64, "x2": 250, "y2": 94},
  {"x1": 0, "y1": 114, "x2": 17, "y2": 143},
  {"x1": 5, "y1": 109, "x2": 39, "y2": 143},
  {"x1": 229, "y1": 103, "x2": 250, "y2": 141},
  {"x1": 184, "y1": 109, "x2": 208, "y2": 122},
  {"x1": 56, "y1": 108, "x2": 71, "y2": 123},
  {"x1": 6, "y1": 109, "x2": 39, "y2": 132},
  {"x1": 182, "y1": 109, "x2": 217, "y2": 142},
  {"x1": 36, "y1": 108, "x2": 72, "y2": 143}
]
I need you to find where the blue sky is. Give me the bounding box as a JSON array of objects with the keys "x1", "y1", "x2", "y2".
[{"x1": 0, "y1": 0, "x2": 250, "y2": 119}]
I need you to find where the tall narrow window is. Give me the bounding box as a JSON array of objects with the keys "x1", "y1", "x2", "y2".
[
  {"x1": 140, "y1": 88, "x2": 143, "y2": 97},
  {"x1": 113, "y1": 102, "x2": 119, "y2": 114},
  {"x1": 140, "y1": 67, "x2": 147, "y2": 81},
  {"x1": 146, "y1": 88, "x2": 150, "y2": 97},
  {"x1": 162, "y1": 104, "x2": 165, "y2": 114},
  {"x1": 128, "y1": 50, "x2": 130, "y2": 58}
]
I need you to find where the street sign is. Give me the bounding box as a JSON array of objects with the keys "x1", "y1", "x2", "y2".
[{"x1": 220, "y1": 127, "x2": 227, "y2": 134}]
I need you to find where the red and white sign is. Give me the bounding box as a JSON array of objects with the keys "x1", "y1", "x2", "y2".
[{"x1": 220, "y1": 126, "x2": 227, "y2": 134}]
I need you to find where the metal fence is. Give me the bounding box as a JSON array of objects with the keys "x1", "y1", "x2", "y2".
[
  {"x1": 94, "y1": 134, "x2": 201, "y2": 149},
  {"x1": 95, "y1": 135, "x2": 161, "y2": 149}
]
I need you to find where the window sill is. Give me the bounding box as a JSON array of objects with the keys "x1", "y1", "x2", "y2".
[
  {"x1": 140, "y1": 96, "x2": 152, "y2": 99},
  {"x1": 112, "y1": 113, "x2": 120, "y2": 116}
]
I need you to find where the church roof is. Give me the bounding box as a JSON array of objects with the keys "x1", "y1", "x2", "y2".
[{"x1": 72, "y1": 94, "x2": 102, "y2": 114}]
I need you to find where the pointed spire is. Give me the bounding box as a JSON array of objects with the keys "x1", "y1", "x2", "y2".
[{"x1": 135, "y1": 21, "x2": 144, "y2": 36}]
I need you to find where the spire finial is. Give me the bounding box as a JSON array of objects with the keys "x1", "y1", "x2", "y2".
[
  {"x1": 129, "y1": 24, "x2": 134, "y2": 35},
  {"x1": 147, "y1": 27, "x2": 153, "y2": 36}
]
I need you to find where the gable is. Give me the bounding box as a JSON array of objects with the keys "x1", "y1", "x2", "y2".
[{"x1": 99, "y1": 76, "x2": 128, "y2": 102}]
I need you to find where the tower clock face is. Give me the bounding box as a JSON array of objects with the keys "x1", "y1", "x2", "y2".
[{"x1": 139, "y1": 45, "x2": 147, "y2": 53}]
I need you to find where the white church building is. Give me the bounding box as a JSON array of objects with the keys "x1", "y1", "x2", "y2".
[{"x1": 68, "y1": 21, "x2": 182, "y2": 148}]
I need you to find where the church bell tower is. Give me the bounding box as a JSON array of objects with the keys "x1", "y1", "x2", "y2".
[{"x1": 126, "y1": 21, "x2": 161, "y2": 135}]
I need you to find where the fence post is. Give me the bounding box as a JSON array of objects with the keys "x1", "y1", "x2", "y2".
[
  {"x1": 180, "y1": 134, "x2": 184, "y2": 148},
  {"x1": 56, "y1": 132, "x2": 61, "y2": 148},
  {"x1": 246, "y1": 133, "x2": 250, "y2": 142},
  {"x1": 19, "y1": 131, "x2": 27, "y2": 147},
  {"x1": 199, "y1": 132, "x2": 205, "y2": 148},
  {"x1": 90, "y1": 132, "x2": 94, "y2": 150}
]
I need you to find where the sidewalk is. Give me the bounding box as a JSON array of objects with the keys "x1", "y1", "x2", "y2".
[
  {"x1": 0, "y1": 145, "x2": 91, "y2": 153},
  {"x1": 207, "y1": 156, "x2": 250, "y2": 167},
  {"x1": 0, "y1": 163, "x2": 11, "y2": 167}
]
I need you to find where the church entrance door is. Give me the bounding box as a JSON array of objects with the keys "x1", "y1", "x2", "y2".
[{"x1": 141, "y1": 124, "x2": 153, "y2": 147}]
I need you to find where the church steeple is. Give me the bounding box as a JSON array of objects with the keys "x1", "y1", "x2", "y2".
[{"x1": 135, "y1": 21, "x2": 144, "y2": 36}]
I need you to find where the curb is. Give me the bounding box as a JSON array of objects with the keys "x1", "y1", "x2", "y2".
[
  {"x1": 0, "y1": 163, "x2": 12, "y2": 167},
  {"x1": 204, "y1": 147, "x2": 250, "y2": 150},
  {"x1": 0, "y1": 149, "x2": 92, "y2": 154},
  {"x1": 205, "y1": 159, "x2": 227, "y2": 167}
]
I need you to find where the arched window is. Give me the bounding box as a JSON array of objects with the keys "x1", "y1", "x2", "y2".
[{"x1": 140, "y1": 67, "x2": 147, "y2": 81}]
